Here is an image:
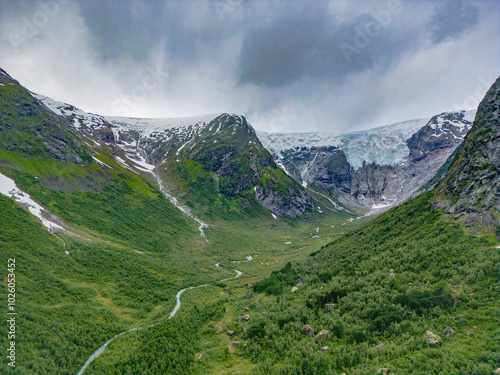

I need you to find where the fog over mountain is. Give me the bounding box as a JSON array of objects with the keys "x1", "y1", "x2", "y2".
[{"x1": 0, "y1": 0, "x2": 499, "y2": 133}]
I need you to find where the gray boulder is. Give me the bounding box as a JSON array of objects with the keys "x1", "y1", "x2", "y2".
[{"x1": 424, "y1": 330, "x2": 443, "y2": 347}]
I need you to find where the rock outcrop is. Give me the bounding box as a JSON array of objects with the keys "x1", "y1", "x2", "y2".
[
  {"x1": 315, "y1": 330, "x2": 330, "y2": 342},
  {"x1": 324, "y1": 303, "x2": 338, "y2": 312},
  {"x1": 279, "y1": 146, "x2": 351, "y2": 193},
  {"x1": 424, "y1": 330, "x2": 443, "y2": 347},
  {"x1": 435, "y1": 76, "x2": 500, "y2": 235},
  {"x1": 444, "y1": 326, "x2": 457, "y2": 340},
  {"x1": 303, "y1": 325, "x2": 314, "y2": 336},
  {"x1": 255, "y1": 184, "x2": 313, "y2": 217}
]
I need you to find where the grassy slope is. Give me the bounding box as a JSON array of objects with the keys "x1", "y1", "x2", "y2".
[
  {"x1": 0, "y1": 147, "x2": 212, "y2": 374},
  {"x1": 0, "y1": 75, "x2": 358, "y2": 374},
  {"x1": 87, "y1": 192, "x2": 500, "y2": 374},
  {"x1": 212, "y1": 192, "x2": 500, "y2": 374},
  {"x1": 0, "y1": 144, "x2": 356, "y2": 375}
]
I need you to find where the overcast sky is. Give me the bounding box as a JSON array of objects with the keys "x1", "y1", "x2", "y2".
[{"x1": 0, "y1": 0, "x2": 499, "y2": 133}]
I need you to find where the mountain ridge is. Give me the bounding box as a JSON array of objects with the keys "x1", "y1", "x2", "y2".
[
  {"x1": 435, "y1": 75, "x2": 500, "y2": 235},
  {"x1": 32, "y1": 87, "x2": 476, "y2": 216}
]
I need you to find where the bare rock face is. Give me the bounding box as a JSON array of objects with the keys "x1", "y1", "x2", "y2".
[
  {"x1": 407, "y1": 112, "x2": 472, "y2": 161},
  {"x1": 255, "y1": 185, "x2": 313, "y2": 217},
  {"x1": 260, "y1": 110, "x2": 473, "y2": 213},
  {"x1": 324, "y1": 303, "x2": 338, "y2": 312},
  {"x1": 435, "y1": 76, "x2": 500, "y2": 235},
  {"x1": 303, "y1": 325, "x2": 314, "y2": 336},
  {"x1": 280, "y1": 146, "x2": 351, "y2": 193},
  {"x1": 315, "y1": 330, "x2": 330, "y2": 342},
  {"x1": 424, "y1": 330, "x2": 443, "y2": 347},
  {"x1": 350, "y1": 111, "x2": 473, "y2": 209}
]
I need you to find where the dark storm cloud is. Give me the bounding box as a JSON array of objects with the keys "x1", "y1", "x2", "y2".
[
  {"x1": 0, "y1": 0, "x2": 498, "y2": 133},
  {"x1": 427, "y1": 1, "x2": 479, "y2": 44},
  {"x1": 238, "y1": 1, "x2": 411, "y2": 87},
  {"x1": 77, "y1": 1, "x2": 242, "y2": 65}
]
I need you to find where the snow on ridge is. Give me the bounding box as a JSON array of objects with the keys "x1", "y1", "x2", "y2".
[
  {"x1": 105, "y1": 113, "x2": 222, "y2": 133},
  {"x1": 428, "y1": 110, "x2": 475, "y2": 131},
  {"x1": 427, "y1": 110, "x2": 475, "y2": 140},
  {"x1": 33, "y1": 93, "x2": 108, "y2": 130}
]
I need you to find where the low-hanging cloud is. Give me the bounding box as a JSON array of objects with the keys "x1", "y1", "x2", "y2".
[
  {"x1": 237, "y1": 1, "x2": 414, "y2": 87},
  {"x1": 0, "y1": 0, "x2": 499, "y2": 134}
]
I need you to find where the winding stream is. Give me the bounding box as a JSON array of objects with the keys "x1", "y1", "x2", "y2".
[{"x1": 76, "y1": 264, "x2": 242, "y2": 375}]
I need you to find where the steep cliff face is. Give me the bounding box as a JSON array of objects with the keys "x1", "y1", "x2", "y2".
[
  {"x1": 349, "y1": 111, "x2": 473, "y2": 208},
  {"x1": 260, "y1": 111, "x2": 474, "y2": 212},
  {"x1": 108, "y1": 113, "x2": 314, "y2": 217},
  {"x1": 435, "y1": 76, "x2": 500, "y2": 234},
  {"x1": 279, "y1": 146, "x2": 351, "y2": 193}
]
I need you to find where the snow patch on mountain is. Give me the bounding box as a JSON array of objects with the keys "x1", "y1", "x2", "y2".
[
  {"x1": 0, "y1": 172, "x2": 63, "y2": 231},
  {"x1": 33, "y1": 94, "x2": 108, "y2": 131},
  {"x1": 106, "y1": 114, "x2": 221, "y2": 134}
]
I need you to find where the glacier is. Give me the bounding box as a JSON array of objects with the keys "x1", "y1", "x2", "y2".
[{"x1": 257, "y1": 110, "x2": 476, "y2": 170}]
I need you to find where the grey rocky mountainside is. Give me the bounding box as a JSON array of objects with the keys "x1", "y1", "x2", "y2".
[
  {"x1": 108, "y1": 113, "x2": 313, "y2": 217},
  {"x1": 259, "y1": 111, "x2": 474, "y2": 212},
  {"x1": 435, "y1": 76, "x2": 500, "y2": 235}
]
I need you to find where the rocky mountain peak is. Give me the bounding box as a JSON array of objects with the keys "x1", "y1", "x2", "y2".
[{"x1": 407, "y1": 111, "x2": 472, "y2": 162}]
